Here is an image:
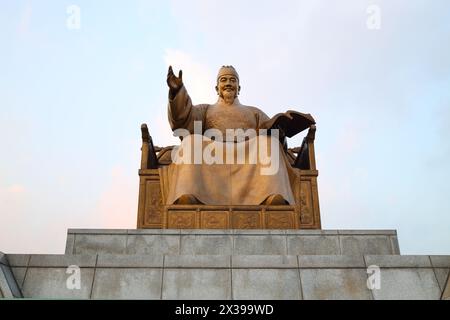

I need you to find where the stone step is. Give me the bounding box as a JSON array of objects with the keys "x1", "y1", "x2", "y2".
[
  {"x1": 5, "y1": 253, "x2": 450, "y2": 300},
  {"x1": 65, "y1": 229, "x2": 400, "y2": 256},
  {"x1": 0, "y1": 252, "x2": 23, "y2": 298}
]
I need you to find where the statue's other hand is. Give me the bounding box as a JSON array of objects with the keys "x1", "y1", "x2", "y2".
[{"x1": 167, "y1": 66, "x2": 183, "y2": 93}]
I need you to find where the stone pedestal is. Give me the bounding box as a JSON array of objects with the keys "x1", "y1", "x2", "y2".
[
  {"x1": 64, "y1": 229, "x2": 400, "y2": 256},
  {"x1": 1, "y1": 229, "x2": 449, "y2": 299}
]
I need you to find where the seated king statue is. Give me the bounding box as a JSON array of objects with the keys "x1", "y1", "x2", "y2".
[{"x1": 161, "y1": 65, "x2": 313, "y2": 206}]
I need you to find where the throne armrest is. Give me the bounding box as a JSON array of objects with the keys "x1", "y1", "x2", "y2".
[
  {"x1": 140, "y1": 123, "x2": 158, "y2": 169},
  {"x1": 293, "y1": 125, "x2": 317, "y2": 170}
]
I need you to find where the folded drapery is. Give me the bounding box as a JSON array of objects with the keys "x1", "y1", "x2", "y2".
[{"x1": 159, "y1": 134, "x2": 297, "y2": 205}]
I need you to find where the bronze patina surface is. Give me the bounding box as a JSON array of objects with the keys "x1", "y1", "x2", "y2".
[{"x1": 136, "y1": 66, "x2": 321, "y2": 229}]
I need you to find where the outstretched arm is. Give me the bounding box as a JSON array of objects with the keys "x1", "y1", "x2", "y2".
[{"x1": 167, "y1": 66, "x2": 207, "y2": 133}]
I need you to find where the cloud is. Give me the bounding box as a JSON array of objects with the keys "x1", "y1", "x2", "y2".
[
  {"x1": 154, "y1": 113, "x2": 179, "y2": 147},
  {"x1": 93, "y1": 166, "x2": 137, "y2": 229},
  {"x1": 6, "y1": 184, "x2": 25, "y2": 194},
  {"x1": 163, "y1": 49, "x2": 216, "y2": 103},
  {"x1": 0, "y1": 183, "x2": 65, "y2": 254}
]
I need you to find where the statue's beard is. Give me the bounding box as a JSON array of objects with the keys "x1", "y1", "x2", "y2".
[{"x1": 220, "y1": 90, "x2": 236, "y2": 103}]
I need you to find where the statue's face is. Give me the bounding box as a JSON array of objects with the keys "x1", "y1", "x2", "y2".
[{"x1": 216, "y1": 74, "x2": 240, "y2": 99}]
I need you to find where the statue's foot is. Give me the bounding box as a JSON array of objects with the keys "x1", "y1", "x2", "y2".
[
  {"x1": 262, "y1": 194, "x2": 288, "y2": 205},
  {"x1": 175, "y1": 194, "x2": 202, "y2": 205}
]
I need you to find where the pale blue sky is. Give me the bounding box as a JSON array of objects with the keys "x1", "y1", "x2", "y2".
[{"x1": 1, "y1": 0, "x2": 449, "y2": 254}]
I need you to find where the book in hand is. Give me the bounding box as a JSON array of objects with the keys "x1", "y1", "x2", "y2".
[{"x1": 261, "y1": 110, "x2": 316, "y2": 138}]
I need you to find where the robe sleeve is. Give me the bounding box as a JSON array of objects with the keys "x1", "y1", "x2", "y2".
[
  {"x1": 250, "y1": 106, "x2": 270, "y2": 129},
  {"x1": 168, "y1": 85, "x2": 208, "y2": 134}
]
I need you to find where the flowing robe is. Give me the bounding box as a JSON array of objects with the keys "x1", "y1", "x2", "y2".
[{"x1": 160, "y1": 85, "x2": 297, "y2": 205}]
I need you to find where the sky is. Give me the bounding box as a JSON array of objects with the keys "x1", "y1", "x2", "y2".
[{"x1": 0, "y1": 0, "x2": 449, "y2": 255}]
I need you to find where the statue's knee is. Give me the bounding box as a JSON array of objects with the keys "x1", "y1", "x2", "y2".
[
  {"x1": 174, "y1": 194, "x2": 202, "y2": 205},
  {"x1": 262, "y1": 194, "x2": 289, "y2": 205}
]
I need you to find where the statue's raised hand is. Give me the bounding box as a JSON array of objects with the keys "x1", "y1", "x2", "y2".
[{"x1": 167, "y1": 66, "x2": 183, "y2": 96}]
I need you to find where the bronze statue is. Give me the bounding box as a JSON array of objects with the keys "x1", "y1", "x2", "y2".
[{"x1": 163, "y1": 65, "x2": 315, "y2": 206}]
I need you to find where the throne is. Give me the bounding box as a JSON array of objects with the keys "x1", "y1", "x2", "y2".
[{"x1": 136, "y1": 124, "x2": 321, "y2": 229}]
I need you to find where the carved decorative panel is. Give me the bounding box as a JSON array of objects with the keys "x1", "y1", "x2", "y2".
[
  {"x1": 144, "y1": 181, "x2": 163, "y2": 225},
  {"x1": 266, "y1": 211, "x2": 296, "y2": 229},
  {"x1": 300, "y1": 180, "x2": 313, "y2": 224},
  {"x1": 167, "y1": 211, "x2": 197, "y2": 228},
  {"x1": 201, "y1": 211, "x2": 229, "y2": 229},
  {"x1": 232, "y1": 211, "x2": 261, "y2": 229}
]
